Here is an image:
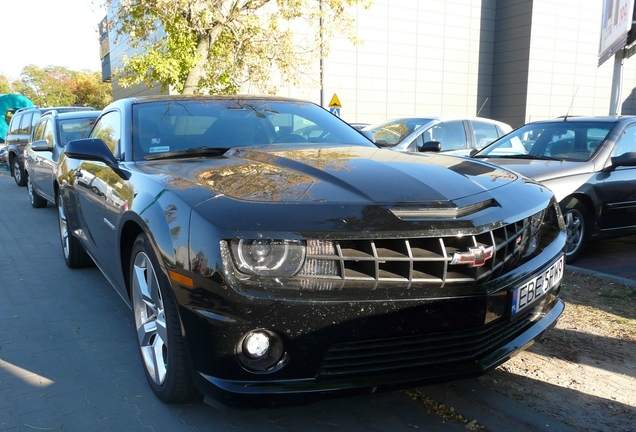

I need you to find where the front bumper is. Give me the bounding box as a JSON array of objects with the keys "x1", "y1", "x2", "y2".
[
  {"x1": 179, "y1": 246, "x2": 564, "y2": 405},
  {"x1": 194, "y1": 298, "x2": 563, "y2": 403}
]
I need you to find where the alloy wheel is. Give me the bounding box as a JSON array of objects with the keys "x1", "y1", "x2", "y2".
[
  {"x1": 132, "y1": 251, "x2": 168, "y2": 386},
  {"x1": 58, "y1": 195, "x2": 71, "y2": 259},
  {"x1": 564, "y1": 208, "x2": 584, "y2": 257},
  {"x1": 27, "y1": 176, "x2": 35, "y2": 204},
  {"x1": 13, "y1": 160, "x2": 22, "y2": 184}
]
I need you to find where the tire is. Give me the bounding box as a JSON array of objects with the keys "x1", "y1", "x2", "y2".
[
  {"x1": 12, "y1": 157, "x2": 27, "y2": 186},
  {"x1": 130, "y1": 233, "x2": 200, "y2": 404},
  {"x1": 28, "y1": 175, "x2": 48, "y2": 208},
  {"x1": 561, "y1": 200, "x2": 590, "y2": 264},
  {"x1": 57, "y1": 190, "x2": 92, "y2": 268}
]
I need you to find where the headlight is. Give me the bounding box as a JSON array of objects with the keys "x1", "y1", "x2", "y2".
[{"x1": 229, "y1": 239, "x2": 306, "y2": 277}]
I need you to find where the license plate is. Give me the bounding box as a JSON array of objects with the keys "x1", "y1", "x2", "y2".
[{"x1": 511, "y1": 255, "x2": 564, "y2": 318}]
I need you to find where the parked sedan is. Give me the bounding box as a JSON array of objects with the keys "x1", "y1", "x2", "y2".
[
  {"x1": 56, "y1": 95, "x2": 565, "y2": 406},
  {"x1": 363, "y1": 116, "x2": 512, "y2": 153},
  {"x1": 472, "y1": 116, "x2": 636, "y2": 263},
  {"x1": 24, "y1": 110, "x2": 99, "y2": 208}
]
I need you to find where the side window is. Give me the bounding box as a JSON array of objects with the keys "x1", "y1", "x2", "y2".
[
  {"x1": 17, "y1": 113, "x2": 34, "y2": 135},
  {"x1": 32, "y1": 120, "x2": 47, "y2": 141},
  {"x1": 436, "y1": 120, "x2": 467, "y2": 151},
  {"x1": 612, "y1": 125, "x2": 636, "y2": 158},
  {"x1": 33, "y1": 119, "x2": 52, "y2": 144},
  {"x1": 90, "y1": 111, "x2": 121, "y2": 157},
  {"x1": 472, "y1": 121, "x2": 499, "y2": 149},
  {"x1": 42, "y1": 120, "x2": 53, "y2": 146},
  {"x1": 8, "y1": 113, "x2": 23, "y2": 135}
]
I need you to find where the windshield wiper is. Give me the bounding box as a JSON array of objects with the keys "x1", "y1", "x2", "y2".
[
  {"x1": 473, "y1": 153, "x2": 563, "y2": 161},
  {"x1": 144, "y1": 147, "x2": 230, "y2": 160}
]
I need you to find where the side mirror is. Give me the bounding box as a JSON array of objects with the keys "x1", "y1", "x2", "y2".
[
  {"x1": 610, "y1": 151, "x2": 636, "y2": 169},
  {"x1": 65, "y1": 138, "x2": 118, "y2": 168},
  {"x1": 419, "y1": 141, "x2": 442, "y2": 153},
  {"x1": 30, "y1": 139, "x2": 52, "y2": 152}
]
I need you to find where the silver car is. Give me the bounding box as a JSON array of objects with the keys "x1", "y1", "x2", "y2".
[{"x1": 363, "y1": 116, "x2": 512, "y2": 153}]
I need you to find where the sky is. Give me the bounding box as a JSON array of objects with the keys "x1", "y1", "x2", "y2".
[{"x1": 0, "y1": 0, "x2": 107, "y2": 81}]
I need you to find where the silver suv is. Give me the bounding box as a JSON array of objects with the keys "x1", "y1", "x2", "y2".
[{"x1": 4, "y1": 106, "x2": 97, "y2": 186}]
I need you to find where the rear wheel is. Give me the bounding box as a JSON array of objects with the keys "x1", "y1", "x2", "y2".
[
  {"x1": 57, "y1": 190, "x2": 92, "y2": 268},
  {"x1": 28, "y1": 175, "x2": 47, "y2": 208},
  {"x1": 12, "y1": 157, "x2": 26, "y2": 186},
  {"x1": 130, "y1": 233, "x2": 200, "y2": 404},
  {"x1": 561, "y1": 200, "x2": 590, "y2": 264}
]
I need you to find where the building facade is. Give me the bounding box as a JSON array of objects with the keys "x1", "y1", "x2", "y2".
[{"x1": 103, "y1": 0, "x2": 636, "y2": 128}]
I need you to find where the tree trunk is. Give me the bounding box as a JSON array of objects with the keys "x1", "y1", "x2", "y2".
[
  {"x1": 182, "y1": 25, "x2": 225, "y2": 95},
  {"x1": 182, "y1": 35, "x2": 210, "y2": 95}
]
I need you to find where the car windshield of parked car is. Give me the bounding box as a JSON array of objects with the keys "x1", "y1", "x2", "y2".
[
  {"x1": 133, "y1": 99, "x2": 374, "y2": 161},
  {"x1": 364, "y1": 118, "x2": 433, "y2": 147},
  {"x1": 58, "y1": 119, "x2": 97, "y2": 146},
  {"x1": 474, "y1": 121, "x2": 613, "y2": 161}
]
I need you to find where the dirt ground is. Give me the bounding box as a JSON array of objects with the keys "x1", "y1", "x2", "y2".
[{"x1": 474, "y1": 270, "x2": 636, "y2": 432}]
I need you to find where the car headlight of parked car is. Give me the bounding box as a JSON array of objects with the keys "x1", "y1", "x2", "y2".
[{"x1": 229, "y1": 239, "x2": 306, "y2": 277}]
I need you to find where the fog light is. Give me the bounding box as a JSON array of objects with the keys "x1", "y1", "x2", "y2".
[
  {"x1": 237, "y1": 329, "x2": 286, "y2": 373},
  {"x1": 243, "y1": 331, "x2": 270, "y2": 359}
]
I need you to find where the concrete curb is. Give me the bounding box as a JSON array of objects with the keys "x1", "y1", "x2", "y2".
[{"x1": 566, "y1": 265, "x2": 636, "y2": 288}]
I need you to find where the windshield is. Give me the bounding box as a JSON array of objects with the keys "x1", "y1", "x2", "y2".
[
  {"x1": 132, "y1": 99, "x2": 373, "y2": 161},
  {"x1": 475, "y1": 121, "x2": 614, "y2": 161},
  {"x1": 365, "y1": 118, "x2": 433, "y2": 147}
]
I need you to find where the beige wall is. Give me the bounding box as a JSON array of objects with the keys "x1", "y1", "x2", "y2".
[{"x1": 109, "y1": 0, "x2": 636, "y2": 129}]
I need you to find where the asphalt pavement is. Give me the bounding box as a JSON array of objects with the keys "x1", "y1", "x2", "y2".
[
  {"x1": 569, "y1": 234, "x2": 636, "y2": 286},
  {"x1": 0, "y1": 166, "x2": 607, "y2": 432}
]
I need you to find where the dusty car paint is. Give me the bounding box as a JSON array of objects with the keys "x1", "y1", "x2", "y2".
[{"x1": 56, "y1": 96, "x2": 566, "y2": 406}]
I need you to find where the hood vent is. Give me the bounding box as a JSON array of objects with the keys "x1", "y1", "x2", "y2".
[{"x1": 390, "y1": 199, "x2": 495, "y2": 220}]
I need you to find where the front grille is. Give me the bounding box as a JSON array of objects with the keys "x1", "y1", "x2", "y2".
[
  {"x1": 298, "y1": 205, "x2": 561, "y2": 289},
  {"x1": 318, "y1": 308, "x2": 536, "y2": 378}
]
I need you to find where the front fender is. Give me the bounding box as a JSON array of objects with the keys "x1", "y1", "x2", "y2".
[
  {"x1": 7, "y1": 144, "x2": 23, "y2": 163},
  {"x1": 542, "y1": 172, "x2": 600, "y2": 205},
  {"x1": 126, "y1": 188, "x2": 192, "y2": 271}
]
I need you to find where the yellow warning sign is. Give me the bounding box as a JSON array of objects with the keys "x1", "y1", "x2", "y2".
[{"x1": 328, "y1": 94, "x2": 342, "y2": 109}]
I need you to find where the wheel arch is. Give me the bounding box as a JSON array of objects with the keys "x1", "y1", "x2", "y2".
[
  {"x1": 8, "y1": 149, "x2": 18, "y2": 175},
  {"x1": 120, "y1": 219, "x2": 145, "y2": 300},
  {"x1": 560, "y1": 193, "x2": 595, "y2": 228}
]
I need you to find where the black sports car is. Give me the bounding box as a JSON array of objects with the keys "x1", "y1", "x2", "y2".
[{"x1": 56, "y1": 95, "x2": 566, "y2": 406}]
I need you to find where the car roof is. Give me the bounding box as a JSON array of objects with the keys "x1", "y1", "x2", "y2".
[
  {"x1": 18, "y1": 106, "x2": 96, "y2": 111},
  {"x1": 529, "y1": 116, "x2": 636, "y2": 124},
  {"x1": 375, "y1": 115, "x2": 511, "y2": 126},
  {"x1": 49, "y1": 111, "x2": 101, "y2": 120},
  {"x1": 125, "y1": 95, "x2": 312, "y2": 105}
]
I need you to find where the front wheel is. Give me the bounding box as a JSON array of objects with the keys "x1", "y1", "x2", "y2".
[
  {"x1": 57, "y1": 190, "x2": 92, "y2": 268},
  {"x1": 28, "y1": 175, "x2": 47, "y2": 208},
  {"x1": 130, "y1": 233, "x2": 200, "y2": 404},
  {"x1": 12, "y1": 157, "x2": 27, "y2": 186},
  {"x1": 561, "y1": 200, "x2": 590, "y2": 264}
]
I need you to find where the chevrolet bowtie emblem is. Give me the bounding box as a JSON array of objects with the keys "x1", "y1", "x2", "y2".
[{"x1": 450, "y1": 246, "x2": 494, "y2": 267}]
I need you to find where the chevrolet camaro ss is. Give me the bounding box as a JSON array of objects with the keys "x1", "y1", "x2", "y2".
[{"x1": 55, "y1": 96, "x2": 566, "y2": 406}]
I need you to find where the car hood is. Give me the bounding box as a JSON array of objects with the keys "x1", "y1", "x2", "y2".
[
  {"x1": 141, "y1": 145, "x2": 519, "y2": 206},
  {"x1": 473, "y1": 157, "x2": 596, "y2": 182}
]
